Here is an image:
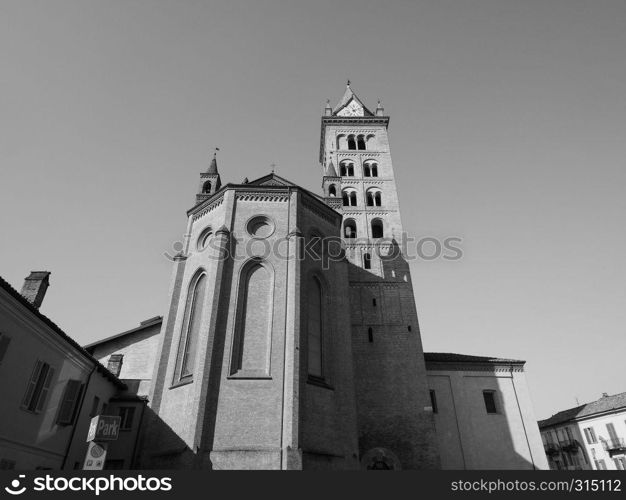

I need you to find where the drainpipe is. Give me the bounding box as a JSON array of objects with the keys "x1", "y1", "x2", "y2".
[
  {"x1": 510, "y1": 366, "x2": 536, "y2": 470},
  {"x1": 60, "y1": 364, "x2": 97, "y2": 470}
]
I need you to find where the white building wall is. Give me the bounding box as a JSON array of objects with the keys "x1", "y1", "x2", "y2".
[{"x1": 427, "y1": 363, "x2": 548, "y2": 470}]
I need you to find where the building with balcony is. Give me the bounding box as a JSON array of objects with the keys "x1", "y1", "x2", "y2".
[{"x1": 539, "y1": 392, "x2": 626, "y2": 470}]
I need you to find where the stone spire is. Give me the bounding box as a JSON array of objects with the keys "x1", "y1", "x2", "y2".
[
  {"x1": 196, "y1": 148, "x2": 222, "y2": 205},
  {"x1": 324, "y1": 154, "x2": 338, "y2": 177},
  {"x1": 207, "y1": 150, "x2": 219, "y2": 174}
]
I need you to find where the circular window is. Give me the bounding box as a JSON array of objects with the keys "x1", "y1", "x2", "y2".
[
  {"x1": 246, "y1": 216, "x2": 275, "y2": 239},
  {"x1": 197, "y1": 227, "x2": 213, "y2": 251}
]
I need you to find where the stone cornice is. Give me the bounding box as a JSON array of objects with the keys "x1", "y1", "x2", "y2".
[
  {"x1": 425, "y1": 361, "x2": 525, "y2": 373},
  {"x1": 191, "y1": 194, "x2": 225, "y2": 222}
]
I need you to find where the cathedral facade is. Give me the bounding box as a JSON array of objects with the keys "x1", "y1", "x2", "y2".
[
  {"x1": 83, "y1": 83, "x2": 547, "y2": 470},
  {"x1": 135, "y1": 83, "x2": 438, "y2": 470}
]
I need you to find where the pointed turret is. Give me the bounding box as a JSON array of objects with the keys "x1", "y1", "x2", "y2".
[
  {"x1": 207, "y1": 152, "x2": 219, "y2": 174},
  {"x1": 376, "y1": 99, "x2": 385, "y2": 116},
  {"x1": 324, "y1": 156, "x2": 337, "y2": 177},
  {"x1": 196, "y1": 149, "x2": 222, "y2": 205},
  {"x1": 322, "y1": 152, "x2": 340, "y2": 201}
]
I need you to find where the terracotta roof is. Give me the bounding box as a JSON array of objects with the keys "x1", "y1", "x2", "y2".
[
  {"x1": 539, "y1": 392, "x2": 626, "y2": 428},
  {"x1": 424, "y1": 352, "x2": 525, "y2": 364},
  {"x1": 0, "y1": 274, "x2": 125, "y2": 389}
]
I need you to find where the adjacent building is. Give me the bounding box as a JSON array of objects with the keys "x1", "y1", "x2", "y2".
[
  {"x1": 0, "y1": 272, "x2": 145, "y2": 470},
  {"x1": 539, "y1": 392, "x2": 626, "y2": 470}
]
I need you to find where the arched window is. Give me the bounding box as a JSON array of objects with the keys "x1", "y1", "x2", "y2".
[
  {"x1": 339, "y1": 160, "x2": 354, "y2": 177},
  {"x1": 366, "y1": 189, "x2": 382, "y2": 207},
  {"x1": 363, "y1": 253, "x2": 372, "y2": 269},
  {"x1": 344, "y1": 219, "x2": 357, "y2": 238},
  {"x1": 202, "y1": 181, "x2": 212, "y2": 193},
  {"x1": 176, "y1": 272, "x2": 207, "y2": 379},
  {"x1": 342, "y1": 188, "x2": 357, "y2": 207},
  {"x1": 364, "y1": 165, "x2": 371, "y2": 177},
  {"x1": 371, "y1": 218, "x2": 383, "y2": 238},
  {"x1": 307, "y1": 277, "x2": 324, "y2": 377},
  {"x1": 328, "y1": 184, "x2": 337, "y2": 197},
  {"x1": 336, "y1": 134, "x2": 346, "y2": 150},
  {"x1": 368, "y1": 327, "x2": 374, "y2": 343},
  {"x1": 347, "y1": 135, "x2": 356, "y2": 150},
  {"x1": 366, "y1": 134, "x2": 375, "y2": 149},
  {"x1": 364, "y1": 160, "x2": 378, "y2": 177},
  {"x1": 357, "y1": 135, "x2": 366, "y2": 150},
  {"x1": 231, "y1": 261, "x2": 273, "y2": 375}
]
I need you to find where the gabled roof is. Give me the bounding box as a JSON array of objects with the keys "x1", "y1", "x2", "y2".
[
  {"x1": 332, "y1": 82, "x2": 374, "y2": 116},
  {"x1": 0, "y1": 274, "x2": 125, "y2": 388},
  {"x1": 246, "y1": 173, "x2": 299, "y2": 187},
  {"x1": 84, "y1": 315, "x2": 163, "y2": 351},
  {"x1": 539, "y1": 392, "x2": 626, "y2": 428},
  {"x1": 424, "y1": 352, "x2": 525, "y2": 364}
]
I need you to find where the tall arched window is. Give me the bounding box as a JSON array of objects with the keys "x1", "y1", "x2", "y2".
[
  {"x1": 371, "y1": 218, "x2": 384, "y2": 238},
  {"x1": 344, "y1": 219, "x2": 357, "y2": 238},
  {"x1": 366, "y1": 134, "x2": 375, "y2": 149},
  {"x1": 176, "y1": 272, "x2": 207, "y2": 380},
  {"x1": 336, "y1": 134, "x2": 346, "y2": 150},
  {"x1": 231, "y1": 261, "x2": 273, "y2": 376},
  {"x1": 202, "y1": 181, "x2": 212, "y2": 193},
  {"x1": 366, "y1": 189, "x2": 382, "y2": 207},
  {"x1": 364, "y1": 165, "x2": 371, "y2": 177},
  {"x1": 347, "y1": 135, "x2": 357, "y2": 150},
  {"x1": 328, "y1": 184, "x2": 337, "y2": 197},
  {"x1": 364, "y1": 160, "x2": 378, "y2": 177},
  {"x1": 307, "y1": 277, "x2": 324, "y2": 378},
  {"x1": 357, "y1": 135, "x2": 366, "y2": 150},
  {"x1": 339, "y1": 160, "x2": 354, "y2": 177},
  {"x1": 342, "y1": 188, "x2": 357, "y2": 206}
]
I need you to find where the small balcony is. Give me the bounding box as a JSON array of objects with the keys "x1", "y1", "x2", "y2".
[
  {"x1": 559, "y1": 440, "x2": 580, "y2": 453},
  {"x1": 602, "y1": 438, "x2": 626, "y2": 453},
  {"x1": 544, "y1": 443, "x2": 561, "y2": 455}
]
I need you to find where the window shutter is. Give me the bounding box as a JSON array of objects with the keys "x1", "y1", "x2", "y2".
[
  {"x1": 56, "y1": 380, "x2": 83, "y2": 425},
  {"x1": 22, "y1": 360, "x2": 43, "y2": 408},
  {"x1": 0, "y1": 334, "x2": 10, "y2": 364},
  {"x1": 35, "y1": 365, "x2": 55, "y2": 413}
]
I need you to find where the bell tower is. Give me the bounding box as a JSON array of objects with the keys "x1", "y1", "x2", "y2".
[{"x1": 320, "y1": 82, "x2": 440, "y2": 469}]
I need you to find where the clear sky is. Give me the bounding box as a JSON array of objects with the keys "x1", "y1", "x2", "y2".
[{"x1": 1, "y1": 0, "x2": 625, "y2": 420}]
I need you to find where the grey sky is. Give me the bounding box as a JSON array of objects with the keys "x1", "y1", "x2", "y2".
[{"x1": 1, "y1": 0, "x2": 625, "y2": 420}]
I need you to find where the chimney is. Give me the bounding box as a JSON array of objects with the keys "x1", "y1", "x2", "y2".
[
  {"x1": 20, "y1": 271, "x2": 51, "y2": 309},
  {"x1": 602, "y1": 392, "x2": 609, "y2": 398}
]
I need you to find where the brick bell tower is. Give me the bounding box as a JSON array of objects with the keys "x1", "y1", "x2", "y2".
[{"x1": 320, "y1": 82, "x2": 440, "y2": 469}]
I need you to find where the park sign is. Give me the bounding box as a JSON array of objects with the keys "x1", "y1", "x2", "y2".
[{"x1": 86, "y1": 415, "x2": 121, "y2": 442}]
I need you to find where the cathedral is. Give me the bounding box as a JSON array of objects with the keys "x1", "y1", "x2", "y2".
[{"x1": 83, "y1": 83, "x2": 547, "y2": 470}]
